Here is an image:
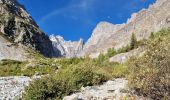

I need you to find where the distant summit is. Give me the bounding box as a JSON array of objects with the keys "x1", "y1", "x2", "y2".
[{"x1": 50, "y1": 35, "x2": 84, "y2": 58}]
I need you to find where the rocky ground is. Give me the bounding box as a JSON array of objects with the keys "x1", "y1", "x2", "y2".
[
  {"x1": 0, "y1": 76, "x2": 31, "y2": 100},
  {"x1": 0, "y1": 77, "x2": 148, "y2": 100},
  {"x1": 63, "y1": 78, "x2": 138, "y2": 100}
]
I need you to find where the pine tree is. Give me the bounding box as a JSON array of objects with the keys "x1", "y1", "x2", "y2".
[
  {"x1": 150, "y1": 32, "x2": 155, "y2": 39},
  {"x1": 130, "y1": 33, "x2": 137, "y2": 50}
]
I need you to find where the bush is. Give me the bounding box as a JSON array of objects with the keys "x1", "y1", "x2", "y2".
[
  {"x1": 0, "y1": 58, "x2": 59, "y2": 77},
  {"x1": 92, "y1": 53, "x2": 110, "y2": 67},
  {"x1": 106, "y1": 48, "x2": 117, "y2": 57},
  {"x1": 23, "y1": 65, "x2": 111, "y2": 99},
  {"x1": 128, "y1": 29, "x2": 170, "y2": 99},
  {"x1": 149, "y1": 32, "x2": 155, "y2": 39},
  {"x1": 0, "y1": 59, "x2": 25, "y2": 76},
  {"x1": 23, "y1": 54, "x2": 129, "y2": 99},
  {"x1": 56, "y1": 58, "x2": 84, "y2": 69},
  {"x1": 22, "y1": 66, "x2": 56, "y2": 77},
  {"x1": 117, "y1": 45, "x2": 131, "y2": 53},
  {"x1": 23, "y1": 76, "x2": 59, "y2": 100},
  {"x1": 112, "y1": 64, "x2": 129, "y2": 78}
]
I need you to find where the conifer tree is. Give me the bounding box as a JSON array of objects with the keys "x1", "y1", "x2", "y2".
[
  {"x1": 130, "y1": 33, "x2": 137, "y2": 49},
  {"x1": 150, "y1": 32, "x2": 155, "y2": 39}
]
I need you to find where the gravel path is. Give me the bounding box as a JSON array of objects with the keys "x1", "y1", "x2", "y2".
[
  {"x1": 63, "y1": 78, "x2": 132, "y2": 100},
  {"x1": 0, "y1": 77, "x2": 147, "y2": 100}
]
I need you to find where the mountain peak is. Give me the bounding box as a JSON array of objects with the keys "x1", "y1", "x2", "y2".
[{"x1": 50, "y1": 35, "x2": 84, "y2": 58}]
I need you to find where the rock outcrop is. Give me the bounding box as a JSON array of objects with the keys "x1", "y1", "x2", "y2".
[
  {"x1": 0, "y1": 0, "x2": 56, "y2": 59},
  {"x1": 50, "y1": 35, "x2": 84, "y2": 58},
  {"x1": 109, "y1": 47, "x2": 145, "y2": 63},
  {"x1": 83, "y1": 0, "x2": 170, "y2": 56},
  {"x1": 0, "y1": 34, "x2": 27, "y2": 61},
  {"x1": 0, "y1": 76, "x2": 31, "y2": 99}
]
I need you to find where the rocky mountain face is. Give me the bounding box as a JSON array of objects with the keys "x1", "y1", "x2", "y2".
[
  {"x1": 0, "y1": 0, "x2": 56, "y2": 60},
  {"x1": 50, "y1": 35, "x2": 84, "y2": 58},
  {"x1": 83, "y1": 0, "x2": 170, "y2": 56},
  {"x1": 0, "y1": 33, "x2": 27, "y2": 61}
]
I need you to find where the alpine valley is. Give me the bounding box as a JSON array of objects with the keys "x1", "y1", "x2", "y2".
[{"x1": 0, "y1": 0, "x2": 170, "y2": 100}]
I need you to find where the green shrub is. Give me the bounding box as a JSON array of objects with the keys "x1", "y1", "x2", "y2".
[
  {"x1": 117, "y1": 45, "x2": 131, "y2": 53},
  {"x1": 128, "y1": 29, "x2": 170, "y2": 99},
  {"x1": 22, "y1": 66, "x2": 56, "y2": 77},
  {"x1": 0, "y1": 59, "x2": 25, "y2": 76},
  {"x1": 23, "y1": 76, "x2": 59, "y2": 100},
  {"x1": 23, "y1": 64, "x2": 111, "y2": 100},
  {"x1": 112, "y1": 64, "x2": 129, "y2": 78},
  {"x1": 0, "y1": 58, "x2": 58, "y2": 77},
  {"x1": 56, "y1": 58, "x2": 84, "y2": 68},
  {"x1": 149, "y1": 32, "x2": 155, "y2": 39},
  {"x1": 92, "y1": 53, "x2": 110, "y2": 67},
  {"x1": 106, "y1": 48, "x2": 117, "y2": 57}
]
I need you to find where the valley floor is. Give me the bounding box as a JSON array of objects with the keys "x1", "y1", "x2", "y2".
[
  {"x1": 0, "y1": 76, "x2": 153, "y2": 100},
  {"x1": 0, "y1": 77, "x2": 138, "y2": 100},
  {"x1": 0, "y1": 77, "x2": 132, "y2": 100}
]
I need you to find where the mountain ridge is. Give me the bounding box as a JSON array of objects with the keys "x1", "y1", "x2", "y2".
[
  {"x1": 51, "y1": 0, "x2": 170, "y2": 58},
  {"x1": 0, "y1": 0, "x2": 59, "y2": 60},
  {"x1": 82, "y1": 0, "x2": 170, "y2": 57},
  {"x1": 0, "y1": 0, "x2": 169, "y2": 59}
]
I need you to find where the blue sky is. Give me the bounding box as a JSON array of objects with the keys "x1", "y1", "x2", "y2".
[{"x1": 18, "y1": 0, "x2": 155, "y2": 41}]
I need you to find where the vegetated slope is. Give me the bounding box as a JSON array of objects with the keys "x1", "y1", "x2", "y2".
[
  {"x1": 83, "y1": 0, "x2": 170, "y2": 56},
  {"x1": 63, "y1": 28, "x2": 170, "y2": 100},
  {"x1": 22, "y1": 56, "x2": 122, "y2": 99},
  {"x1": 0, "y1": 0, "x2": 57, "y2": 59},
  {"x1": 128, "y1": 28, "x2": 170, "y2": 99}
]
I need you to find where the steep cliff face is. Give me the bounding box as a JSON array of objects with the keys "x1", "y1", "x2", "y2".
[
  {"x1": 0, "y1": 32, "x2": 27, "y2": 61},
  {"x1": 50, "y1": 35, "x2": 84, "y2": 58},
  {"x1": 83, "y1": 22, "x2": 125, "y2": 55},
  {"x1": 83, "y1": 0, "x2": 170, "y2": 56},
  {"x1": 0, "y1": 0, "x2": 55, "y2": 59}
]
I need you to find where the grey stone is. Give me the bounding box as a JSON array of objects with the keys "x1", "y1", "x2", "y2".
[
  {"x1": 109, "y1": 47, "x2": 145, "y2": 63},
  {"x1": 0, "y1": 76, "x2": 31, "y2": 100},
  {"x1": 63, "y1": 78, "x2": 129, "y2": 100}
]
